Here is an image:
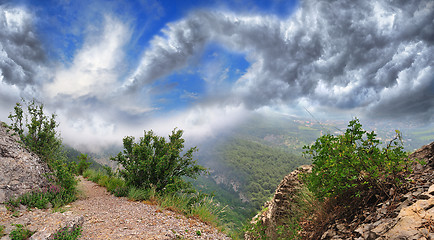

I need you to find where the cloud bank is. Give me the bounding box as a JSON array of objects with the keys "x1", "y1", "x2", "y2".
[
  {"x1": 126, "y1": 0, "x2": 433, "y2": 121},
  {"x1": 0, "y1": 0, "x2": 433, "y2": 151}
]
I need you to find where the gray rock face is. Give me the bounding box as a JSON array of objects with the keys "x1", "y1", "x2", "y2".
[
  {"x1": 245, "y1": 165, "x2": 312, "y2": 240},
  {"x1": 0, "y1": 122, "x2": 51, "y2": 203}
]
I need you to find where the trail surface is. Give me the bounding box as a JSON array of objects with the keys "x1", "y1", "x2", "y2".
[{"x1": 0, "y1": 177, "x2": 230, "y2": 240}]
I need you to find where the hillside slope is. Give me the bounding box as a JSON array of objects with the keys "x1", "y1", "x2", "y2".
[{"x1": 247, "y1": 142, "x2": 434, "y2": 239}]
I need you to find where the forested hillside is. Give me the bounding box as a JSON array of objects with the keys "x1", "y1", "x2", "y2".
[
  {"x1": 191, "y1": 114, "x2": 434, "y2": 233},
  {"x1": 192, "y1": 114, "x2": 318, "y2": 230}
]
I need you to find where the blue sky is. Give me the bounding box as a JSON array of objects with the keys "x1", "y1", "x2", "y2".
[{"x1": 0, "y1": 0, "x2": 433, "y2": 151}]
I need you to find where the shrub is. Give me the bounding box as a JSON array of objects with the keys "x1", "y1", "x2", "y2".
[
  {"x1": 9, "y1": 224, "x2": 34, "y2": 240},
  {"x1": 111, "y1": 128, "x2": 206, "y2": 193},
  {"x1": 303, "y1": 118, "x2": 411, "y2": 201},
  {"x1": 6, "y1": 184, "x2": 76, "y2": 210},
  {"x1": 76, "y1": 154, "x2": 91, "y2": 175},
  {"x1": 113, "y1": 186, "x2": 129, "y2": 197},
  {"x1": 8, "y1": 99, "x2": 61, "y2": 164},
  {"x1": 51, "y1": 226, "x2": 82, "y2": 240},
  {"x1": 0, "y1": 225, "x2": 5, "y2": 237}
]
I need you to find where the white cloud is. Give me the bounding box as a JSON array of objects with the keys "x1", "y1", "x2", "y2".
[
  {"x1": 124, "y1": 0, "x2": 433, "y2": 121},
  {"x1": 1, "y1": 0, "x2": 433, "y2": 152},
  {"x1": 44, "y1": 16, "x2": 130, "y2": 99}
]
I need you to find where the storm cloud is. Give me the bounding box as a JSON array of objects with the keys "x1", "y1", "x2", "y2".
[
  {"x1": 0, "y1": 0, "x2": 433, "y2": 151},
  {"x1": 0, "y1": 4, "x2": 46, "y2": 88},
  {"x1": 127, "y1": 0, "x2": 434, "y2": 121}
]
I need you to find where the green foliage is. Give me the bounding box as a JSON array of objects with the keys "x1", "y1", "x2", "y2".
[
  {"x1": 64, "y1": 146, "x2": 104, "y2": 171},
  {"x1": 0, "y1": 225, "x2": 5, "y2": 237},
  {"x1": 128, "y1": 186, "x2": 156, "y2": 201},
  {"x1": 193, "y1": 136, "x2": 310, "y2": 237},
  {"x1": 102, "y1": 165, "x2": 114, "y2": 177},
  {"x1": 111, "y1": 128, "x2": 206, "y2": 193},
  {"x1": 6, "y1": 184, "x2": 76, "y2": 211},
  {"x1": 76, "y1": 154, "x2": 92, "y2": 175},
  {"x1": 8, "y1": 99, "x2": 61, "y2": 164},
  {"x1": 51, "y1": 226, "x2": 82, "y2": 240},
  {"x1": 9, "y1": 224, "x2": 34, "y2": 240},
  {"x1": 49, "y1": 158, "x2": 78, "y2": 195},
  {"x1": 303, "y1": 118, "x2": 411, "y2": 201},
  {"x1": 84, "y1": 169, "x2": 127, "y2": 196},
  {"x1": 7, "y1": 99, "x2": 77, "y2": 200}
]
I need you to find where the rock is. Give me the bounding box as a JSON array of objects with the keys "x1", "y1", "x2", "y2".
[
  {"x1": 336, "y1": 224, "x2": 346, "y2": 232},
  {"x1": 29, "y1": 215, "x2": 84, "y2": 240},
  {"x1": 245, "y1": 165, "x2": 312, "y2": 240},
  {"x1": 0, "y1": 123, "x2": 51, "y2": 203},
  {"x1": 321, "y1": 229, "x2": 336, "y2": 239},
  {"x1": 378, "y1": 184, "x2": 434, "y2": 240},
  {"x1": 429, "y1": 184, "x2": 434, "y2": 195},
  {"x1": 410, "y1": 141, "x2": 434, "y2": 168}
]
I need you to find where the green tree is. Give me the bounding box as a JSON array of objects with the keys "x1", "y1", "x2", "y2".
[
  {"x1": 111, "y1": 128, "x2": 206, "y2": 193},
  {"x1": 303, "y1": 118, "x2": 411, "y2": 201}
]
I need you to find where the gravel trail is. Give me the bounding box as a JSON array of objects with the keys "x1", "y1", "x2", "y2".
[{"x1": 0, "y1": 177, "x2": 230, "y2": 240}]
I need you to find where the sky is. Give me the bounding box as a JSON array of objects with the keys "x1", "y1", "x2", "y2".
[{"x1": 0, "y1": 0, "x2": 433, "y2": 151}]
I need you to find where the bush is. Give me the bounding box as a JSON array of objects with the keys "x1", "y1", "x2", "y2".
[
  {"x1": 8, "y1": 99, "x2": 61, "y2": 164},
  {"x1": 111, "y1": 128, "x2": 206, "y2": 193},
  {"x1": 303, "y1": 118, "x2": 411, "y2": 201},
  {"x1": 9, "y1": 224, "x2": 34, "y2": 240},
  {"x1": 0, "y1": 225, "x2": 5, "y2": 237},
  {"x1": 76, "y1": 154, "x2": 91, "y2": 175},
  {"x1": 6, "y1": 184, "x2": 76, "y2": 210},
  {"x1": 51, "y1": 226, "x2": 82, "y2": 240}
]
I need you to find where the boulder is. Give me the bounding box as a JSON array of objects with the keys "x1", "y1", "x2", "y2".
[{"x1": 0, "y1": 122, "x2": 51, "y2": 203}]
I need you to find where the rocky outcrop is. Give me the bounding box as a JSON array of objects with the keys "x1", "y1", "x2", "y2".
[
  {"x1": 245, "y1": 165, "x2": 312, "y2": 239},
  {"x1": 317, "y1": 142, "x2": 434, "y2": 239},
  {"x1": 246, "y1": 142, "x2": 434, "y2": 240},
  {"x1": 410, "y1": 141, "x2": 434, "y2": 168},
  {"x1": 0, "y1": 122, "x2": 51, "y2": 203}
]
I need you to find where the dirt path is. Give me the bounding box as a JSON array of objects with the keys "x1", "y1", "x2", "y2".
[{"x1": 0, "y1": 177, "x2": 230, "y2": 240}]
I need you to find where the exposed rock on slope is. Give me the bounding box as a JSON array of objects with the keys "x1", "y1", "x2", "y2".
[
  {"x1": 246, "y1": 142, "x2": 434, "y2": 240},
  {"x1": 309, "y1": 142, "x2": 434, "y2": 239},
  {"x1": 245, "y1": 165, "x2": 312, "y2": 239},
  {"x1": 411, "y1": 141, "x2": 434, "y2": 168},
  {"x1": 0, "y1": 122, "x2": 50, "y2": 203}
]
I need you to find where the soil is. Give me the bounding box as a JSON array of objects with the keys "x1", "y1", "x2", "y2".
[{"x1": 0, "y1": 177, "x2": 230, "y2": 240}]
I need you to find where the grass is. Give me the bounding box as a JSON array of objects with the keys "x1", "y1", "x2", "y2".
[
  {"x1": 83, "y1": 169, "x2": 225, "y2": 230},
  {"x1": 9, "y1": 224, "x2": 34, "y2": 240},
  {"x1": 5, "y1": 184, "x2": 77, "y2": 212},
  {"x1": 51, "y1": 225, "x2": 82, "y2": 240},
  {"x1": 244, "y1": 185, "x2": 317, "y2": 240},
  {"x1": 0, "y1": 225, "x2": 5, "y2": 237}
]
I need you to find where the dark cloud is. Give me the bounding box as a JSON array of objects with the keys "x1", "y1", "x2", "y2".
[
  {"x1": 0, "y1": 4, "x2": 46, "y2": 88},
  {"x1": 127, "y1": 0, "x2": 434, "y2": 121}
]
